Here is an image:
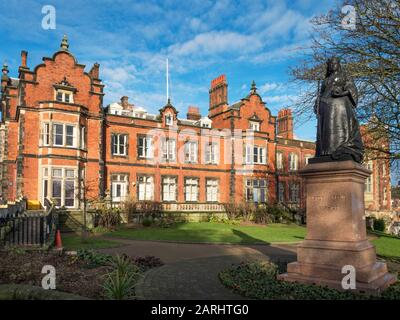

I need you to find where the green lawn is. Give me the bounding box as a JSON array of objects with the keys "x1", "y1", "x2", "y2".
[
  {"x1": 108, "y1": 222, "x2": 307, "y2": 244},
  {"x1": 62, "y1": 234, "x2": 122, "y2": 251},
  {"x1": 370, "y1": 231, "x2": 400, "y2": 260}
]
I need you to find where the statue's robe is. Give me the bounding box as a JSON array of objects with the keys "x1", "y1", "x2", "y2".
[{"x1": 316, "y1": 72, "x2": 364, "y2": 162}]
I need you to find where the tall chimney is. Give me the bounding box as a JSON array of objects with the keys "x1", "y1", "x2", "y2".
[
  {"x1": 21, "y1": 51, "x2": 28, "y2": 68},
  {"x1": 121, "y1": 96, "x2": 129, "y2": 107},
  {"x1": 277, "y1": 108, "x2": 294, "y2": 139},
  {"x1": 209, "y1": 74, "x2": 228, "y2": 118},
  {"x1": 187, "y1": 106, "x2": 201, "y2": 121},
  {"x1": 89, "y1": 63, "x2": 100, "y2": 79}
]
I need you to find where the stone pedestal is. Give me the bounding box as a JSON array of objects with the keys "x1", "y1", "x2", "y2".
[{"x1": 278, "y1": 160, "x2": 396, "y2": 294}]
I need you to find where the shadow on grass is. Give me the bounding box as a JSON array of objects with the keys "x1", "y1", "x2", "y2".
[{"x1": 231, "y1": 229, "x2": 270, "y2": 245}]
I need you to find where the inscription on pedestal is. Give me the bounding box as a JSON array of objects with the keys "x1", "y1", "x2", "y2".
[{"x1": 309, "y1": 194, "x2": 346, "y2": 212}]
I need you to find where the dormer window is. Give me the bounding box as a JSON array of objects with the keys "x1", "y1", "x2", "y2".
[
  {"x1": 165, "y1": 114, "x2": 173, "y2": 126},
  {"x1": 55, "y1": 89, "x2": 74, "y2": 103},
  {"x1": 250, "y1": 121, "x2": 260, "y2": 131}
]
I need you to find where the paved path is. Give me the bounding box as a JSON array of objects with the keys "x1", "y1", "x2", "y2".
[{"x1": 98, "y1": 238, "x2": 297, "y2": 300}]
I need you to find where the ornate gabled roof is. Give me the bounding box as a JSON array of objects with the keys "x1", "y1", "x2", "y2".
[{"x1": 159, "y1": 98, "x2": 179, "y2": 115}]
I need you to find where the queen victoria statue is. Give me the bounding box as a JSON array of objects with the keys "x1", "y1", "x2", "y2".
[{"x1": 314, "y1": 57, "x2": 364, "y2": 163}]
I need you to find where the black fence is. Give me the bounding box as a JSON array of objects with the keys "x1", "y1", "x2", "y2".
[{"x1": 0, "y1": 198, "x2": 57, "y2": 248}]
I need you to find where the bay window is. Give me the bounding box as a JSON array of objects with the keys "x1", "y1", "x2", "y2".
[
  {"x1": 52, "y1": 123, "x2": 76, "y2": 147},
  {"x1": 42, "y1": 167, "x2": 76, "y2": 208}
]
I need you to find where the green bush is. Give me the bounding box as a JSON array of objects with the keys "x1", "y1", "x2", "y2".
[
  {"x1": 102, "y1": 254, "x2": 141, "y2": 300},
  {"x1": 219, "y1": 261, "x2": 400, "y2": 300},
  {"x1": 77, "y1": 249, "x2": 112, "y2": 267},
  {"x1": 374, "y1": 219, "x2": 386, "y2": 232},
  {"x1": 142, "y1": 218, "x2": 152, "y2": 227}
]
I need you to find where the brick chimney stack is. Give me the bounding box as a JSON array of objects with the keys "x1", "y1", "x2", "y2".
[
  {"x1": 21, "y1": 51, "x2": 28, "y2": 68},
  {"x1": 209, "y1": 74, "x2": 228, "y2": 118},
  {"x1": 187, "y1": 106, "x2": 201, "y2": 121},
  {"x1": 120, "y1": 96, "x2": 133, "y2": 111},
  {"x1": 277, "y1": 108, "x2": 294, "y2": 139},
  {"x1": 89, "y1": 63, "x2": 100, "y2": 80}
]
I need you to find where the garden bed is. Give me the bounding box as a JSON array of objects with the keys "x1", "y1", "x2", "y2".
[
  {"x1": 219, "y1": 261, "x2": 400, "y2": 300},
  {"x1": 0, "y1": 248, "x2": 163, "y2": 300}
]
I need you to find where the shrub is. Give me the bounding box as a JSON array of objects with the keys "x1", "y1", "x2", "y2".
[
  {"x1": 77, "y1": 249, "x2": 112, "y2": 267},
  {"x1": 102, "y1": 254, "x2": 141, "y2": 300},
  {"x1": 223, "y1": 202, "x2": 239, "y2": 220},
  {"x1": 374, "y1": 218, "x2": 386, "y2": 232},
  {"x1": 97, "y1": 208, "x2": 121, "y2": 230},
  {"x1": 253, "y1": 205, "x2": 273, "y2": 224},
  {"x1": 142, "y1": 218, "x2": 152, "y2": 227}
]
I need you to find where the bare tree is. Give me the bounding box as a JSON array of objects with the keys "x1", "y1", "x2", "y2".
[{"x1": 290, "y1": 0, "x2": 400, "y2": 164}]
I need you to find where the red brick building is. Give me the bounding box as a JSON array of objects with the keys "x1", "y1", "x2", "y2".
[{"x1": 0, "y1": 38, "x2": 391, "y2": 214}]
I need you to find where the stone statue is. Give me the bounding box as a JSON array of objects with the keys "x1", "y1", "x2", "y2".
[{"x1": 314, "y1": 57, "x2": 364, "y2": 163}]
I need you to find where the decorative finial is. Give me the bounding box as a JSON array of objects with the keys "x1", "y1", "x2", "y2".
[
  {"x1": 2, "y1": 62, "x2": 9, "y2": 74},
  {"x1": 60, "y1": 35, "x2": 69, "y2": 51},
  {"x1": 251, "y1": 80, "x2": 257, "y2": 93},
  {"x1": 167, "y1": 97, "x2": 172, "y2": 106}
]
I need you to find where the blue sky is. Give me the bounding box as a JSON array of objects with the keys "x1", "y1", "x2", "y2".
[{"x1": 0, "y1": 0, "x2": 335, "y2": 141}]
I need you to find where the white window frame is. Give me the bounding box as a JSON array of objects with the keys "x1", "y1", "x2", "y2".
[
  {"x1": 137, "y1": 175, "x2": 154, "y2": 201},
  {"x1": 112, "y1": 134, "x2": 128, "y2": 156},
  {"x1": 206, "y1": 179, "x2": 219, "y2": 202},
  {"x1": 365, "y1": 161, "x2": 373, "y2": 193},
  {"x1": 111, "y1": 174, "x2": 128, "y2": 203},
  {"x1": 162, "y1": 176, "x2": 177, "y2": 202},
  {"x1": 205, "y1": 143, "x2": 219, "y2": 164},
  {"x1": 138, "y1": 136, "x2": 153, "y2": 159},
  {"x1": 245, "y1": 179, "x2": 267, "y2": 203},
  {"x1": 245, "y1": 145, "x2": 267, "y2": 164},
  {"x1": 162, "y1": 139, "x2": 176, "y2": 162},
  {"x1": 42, "y1": 167, "x2": 76, "y2": 208},
  {"x1": 52, "y1": 123, "x2": 77, "y2": 148},
  {"x1": 289, "y1": 153, "x2": 298, "y2": 171},
  {"x1": 185, "y1": 178, "x2": 199, "y2": 202},
  {"x1": 41, "y1": 123, "x2": 50, "y2": 146},
  {"x1": 55, "y1": 89, "x2": 74, "y2": 103},
  {"x1": 165, "y1": 113, "x2": 173, "y2": 126},
  {"x1": 184, "y1": 141, "x2": 198, "y2": 163},
  {"x1": 249, "y1": 121, "x2": 260, "y2": 131},
  {"x1": 80, "y1": 126, "x2": 86, "y2": 149},
  {"x1": 277, "y1": 152, "x2": 283, "y2": 170}
]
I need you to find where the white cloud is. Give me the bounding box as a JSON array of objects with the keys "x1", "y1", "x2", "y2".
[
  {"x1": 259, "y1": 82, "x2": 284, "y2": 94},
  {"x1": 168, "y1": 31, "x2": 262, "y2": 57}
]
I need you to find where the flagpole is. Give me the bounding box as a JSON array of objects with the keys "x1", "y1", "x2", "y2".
[{"x1": 166, "y1": 58, "x2": 169, "y2": 103}]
